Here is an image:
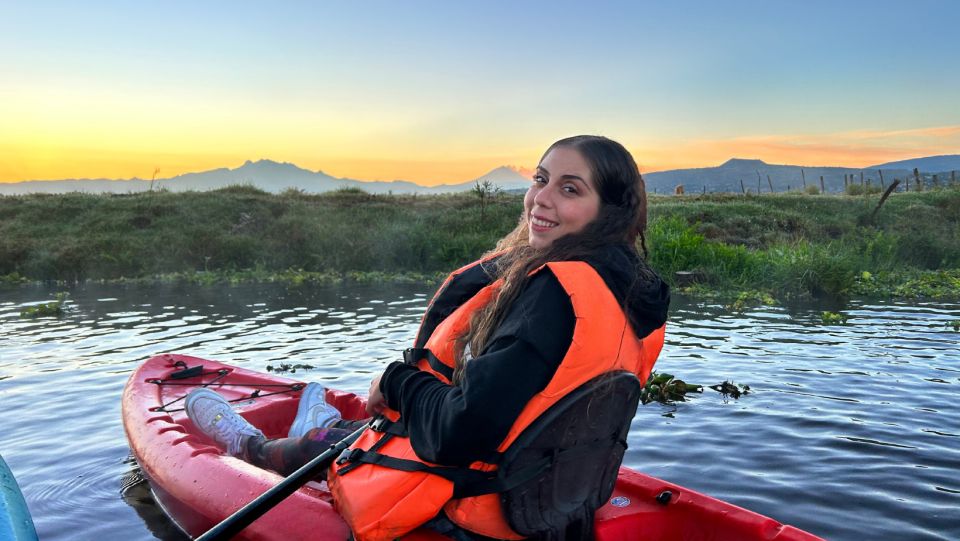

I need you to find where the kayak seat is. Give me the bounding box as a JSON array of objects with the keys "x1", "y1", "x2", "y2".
[{"x1": 497, "y1": 371, "x2": 642, "y2": 541}]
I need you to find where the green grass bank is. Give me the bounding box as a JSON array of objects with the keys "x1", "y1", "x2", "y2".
[{"x1": 1, "y1": 185, "x2": 958, "y2": 300}]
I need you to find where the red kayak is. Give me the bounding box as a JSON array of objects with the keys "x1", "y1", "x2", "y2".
[{"x1": 122, "y1": 354, "x2": 823, "y2": 540}]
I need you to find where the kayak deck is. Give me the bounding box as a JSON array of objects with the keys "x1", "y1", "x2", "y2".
[{"x1": 123, "y1": 354, "x2": 822, "y2": 540}]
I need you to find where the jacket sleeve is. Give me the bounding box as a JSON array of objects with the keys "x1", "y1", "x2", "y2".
[{"x1": 379, "y1": 270, "x2": 574, "y2": 467}]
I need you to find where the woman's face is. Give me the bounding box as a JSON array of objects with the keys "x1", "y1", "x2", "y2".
[{"x1": 524, "y1": 146, "x2": 601, "y2": 250}]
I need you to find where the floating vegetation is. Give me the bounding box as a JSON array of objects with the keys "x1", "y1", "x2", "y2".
[
  {"x1": 19, "y1": 292, "x2": 69, "y2": 318},
  {"x1": 641, "y1": 372, "x2": 703, "y2": 404},
  {"x1": 849, "y1": 269, "x2": 960, "y2": 300},
  {"x1": 709, "y1": 380, "x2": 751, "y2": 399},
  {"x1": 0, "y1": 272, "x2": 28, "y2": 285},
  {"x1": 891, "y1": 270, "x2": 960, "y2": 299},
  {"x1": 101, "y1": 268, "x2": 446, "y2": 287},
  {"x1": 949, "y1": 320, "x2": 960, "y2": 332},
  {"x1": 728, "y1": 290, "x2": 778, "y2": 312},
  {"x1": 266, "y1": 363, "x2": 316, "y2": 374},
  {"x1": 821, "y1": 311, "x2": 849, "y2": 325}
]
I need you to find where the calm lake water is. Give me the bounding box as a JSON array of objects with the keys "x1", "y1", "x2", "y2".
[{"x1": 1, "y1": 281, "x2": 958, "y2": 540}]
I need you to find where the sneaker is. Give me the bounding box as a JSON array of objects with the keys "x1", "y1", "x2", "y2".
[
  {"x1": 288, "y1": 382, "x2": 342, "y2": 438},
  {"x1": 185, "y1": 388, "x2": 264, "y2": 458}
]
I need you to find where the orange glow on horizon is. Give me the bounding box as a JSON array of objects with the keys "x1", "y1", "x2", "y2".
[
  {"x1": 635, "y1": 126, "x2": 960, "y2": 173},
  {"x1": 2, "y1": 125, "x2": 958, "y2": 185}
]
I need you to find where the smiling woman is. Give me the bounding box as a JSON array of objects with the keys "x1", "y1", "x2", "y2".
[{"x1": 181, "y1": 135, "x2": 672, "y2": 540}]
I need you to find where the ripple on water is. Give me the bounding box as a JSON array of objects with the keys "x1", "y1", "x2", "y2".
[{"x1": 2, "y1": 284, "x2": 960, "y2": 540}]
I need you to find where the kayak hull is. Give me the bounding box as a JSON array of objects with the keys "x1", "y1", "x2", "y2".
[
  {"x1": 0, "y1": 454, "x2": 39, "y2": 541},
  {"x1": 123, "y1": 354, "x2": 823, "y2": 541}
]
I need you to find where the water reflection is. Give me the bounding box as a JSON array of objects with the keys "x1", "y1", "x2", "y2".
[{"x1": 1, "y1": 282, "x2": 958, "y2": 540}]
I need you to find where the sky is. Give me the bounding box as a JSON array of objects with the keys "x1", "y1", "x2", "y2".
[{"x1": 2, "y1": 1, "x2": 959, "y2": 185}]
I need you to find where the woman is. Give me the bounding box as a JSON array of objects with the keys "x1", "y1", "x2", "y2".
[{"x1": 185, "y1": 135, "x2": 670, "y2": 540}]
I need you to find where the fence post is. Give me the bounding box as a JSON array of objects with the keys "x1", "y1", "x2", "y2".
[
  {"x1": 801, "y1": 169, "x2": 807, "y2": 188},
  {"x1": 871, "y1": 179, "x2": 901, "y2": 221},
  {"x1": 820, "y1": 175, "x2": 825, "y2": 193},
  {"x1": 914, "y1": 168, "x2": 922, "y2": 191},
  {"x1": 767, "y1": 175, "x2": 774, "y2": 193},
  {"x1": 740, "y1": 179, "x2": 746, "y2": 194}
]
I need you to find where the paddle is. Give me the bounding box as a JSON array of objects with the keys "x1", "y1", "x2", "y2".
[{"x1": 195, "y1": 424, "x2": 367, "y2": 541}]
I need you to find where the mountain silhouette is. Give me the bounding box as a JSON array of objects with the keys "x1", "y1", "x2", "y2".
[{"x1": 2, "y1": 155, "x2": 957, "y2": 196}]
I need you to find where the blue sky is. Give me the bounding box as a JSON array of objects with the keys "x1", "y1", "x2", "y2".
[{"x1": 2, "y1": 1, "x2": 958, "y2": 183}]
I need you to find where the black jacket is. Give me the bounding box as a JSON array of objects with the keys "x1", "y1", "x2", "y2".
[{"x1": 380, "y1": 244, "x2": 670, "y2": 467}]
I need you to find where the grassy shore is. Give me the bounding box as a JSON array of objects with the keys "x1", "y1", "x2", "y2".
[{"x1": 1, "y1": 185, "x2": 958, "y2": 300}]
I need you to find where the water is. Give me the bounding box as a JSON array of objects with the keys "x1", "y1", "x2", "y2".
[{"x1": 1, "y1": 282, "x2": 958, "y2": 540}]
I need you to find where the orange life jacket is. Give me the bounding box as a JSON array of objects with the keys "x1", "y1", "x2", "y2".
[{"x1": 328, "y1": 257, "x2": 665, "y2": 541}]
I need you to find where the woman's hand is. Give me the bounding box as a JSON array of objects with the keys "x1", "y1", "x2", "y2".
[{"x1": 366, "y1": 372, "x2": 386, "y2": 415}]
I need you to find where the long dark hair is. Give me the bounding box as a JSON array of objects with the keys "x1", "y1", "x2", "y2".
[{"x1": 452, "y1": 135, "x2": 648, "y2": 383}]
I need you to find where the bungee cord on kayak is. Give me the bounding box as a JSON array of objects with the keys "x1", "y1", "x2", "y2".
[{"x1": 147, "y1": 360, "x2": 305, "y2": 413}]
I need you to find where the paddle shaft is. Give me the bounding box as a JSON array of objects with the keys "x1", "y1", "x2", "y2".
[{"x1": 195, "y1": 425, "x2": 366, "y2": 541}]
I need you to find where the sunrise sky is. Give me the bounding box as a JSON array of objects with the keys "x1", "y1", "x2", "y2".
[{"x1": 2, "y1": 1, "x2": 959, "y2": 185}]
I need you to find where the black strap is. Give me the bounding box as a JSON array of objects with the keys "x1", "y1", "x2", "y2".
[
  {"x1": 403, "y1": 347, "x2": 454, "y2": 382},
  {"x1": 336, "y1": 421, "x2": 396, "y2": 476},
  {"x1": 369, "y1": 416, "x2": 408, "y2": 437},
  {"x1": 335, "y1": 436, "x2": 618, "y2": 499},
  {"x1": 336, "y1": 448, "x2": 500, "y2": 498}
]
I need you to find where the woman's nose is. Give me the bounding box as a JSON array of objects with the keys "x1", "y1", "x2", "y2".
[{"x1": 533, "y1": 183, "x2": 553, "y2": 208}]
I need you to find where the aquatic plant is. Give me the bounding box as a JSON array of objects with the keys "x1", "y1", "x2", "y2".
[
  {"x1": 728, "y1": 290, "x2": 778, "y2": 312},
  {"x1": 709, "y1": 381, "x2": 751, "y2": 399},
  {"x1": 821, "y1": 311, "x2": 848, "y2": 325},
  {"x1": 0, "y1": 272, "x2": 28, "y2": 285},
  {"x1": 266, "y1": 363, "x2": 315, "y2": 374},
  {"x1": 19, "y1": 292, "x2": 69, "y2": 318},
  {"x1": 641, "y1": 371, "x2": 703, "y2": 404}
]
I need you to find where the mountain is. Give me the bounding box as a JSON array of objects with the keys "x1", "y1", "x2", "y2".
[
  {"x1": 643, "y1": 156, "x2": 956, "y2": 194},
  {"x1": 2, "y1": 155, "x2": 956, "y2": 196},
  {"x1": 0, "y1": 160, "x2": 529, "y2": 196},
  {"x1": 435, "y1": 166, "x2": 531, "y2": 193},
  {"x1": 867, "y1": 155, "x2": 960, "y2": 172}
]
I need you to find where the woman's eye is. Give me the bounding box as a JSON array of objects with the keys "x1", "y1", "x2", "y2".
[
  {"x1": 562, "y1": 184, "x2": 578, "y2": 194},
  {"x1": 532, "y1": 175, "x2": 547, "y2": 185}
]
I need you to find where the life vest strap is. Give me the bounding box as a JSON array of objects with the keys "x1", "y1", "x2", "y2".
[
  {"x1": 335, "y1": 436, "x2": 619, "y2": 499},
  {"x1": 369, "y1": 416, "x2": 408, "y2": 437},
  {"x1": 404, "y1": 347, "x2": 454, "y2": 382}
]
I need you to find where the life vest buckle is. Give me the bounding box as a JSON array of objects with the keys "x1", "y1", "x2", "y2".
[
  {"x1": 370, "y1": 417, "x2": 389, "y2": 432},
  {"x1": 337, "y1": 448, "x2": 363, "y2": 466}
]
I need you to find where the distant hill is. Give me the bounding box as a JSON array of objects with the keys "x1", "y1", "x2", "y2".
[
  {"x1": 867, "y1": 155, "x2": 960, "y2": 172},
  {"x1": 2, "y1": 154, "x2": 956, "y2": 196},
  {"x1": 0, "y1": 160, "x2": 530, "y2": 196},
  {"x1": 644, "y1": 156, "x2": 958, "y2": 194}
]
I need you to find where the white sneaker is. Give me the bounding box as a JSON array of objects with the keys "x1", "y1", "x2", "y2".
[
  {"x1": 288, "y1": 382, "x2": 342, "y2": 438},
  {"x1": 185, "y1": 388, "x2": 264, "y2": 458}
]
